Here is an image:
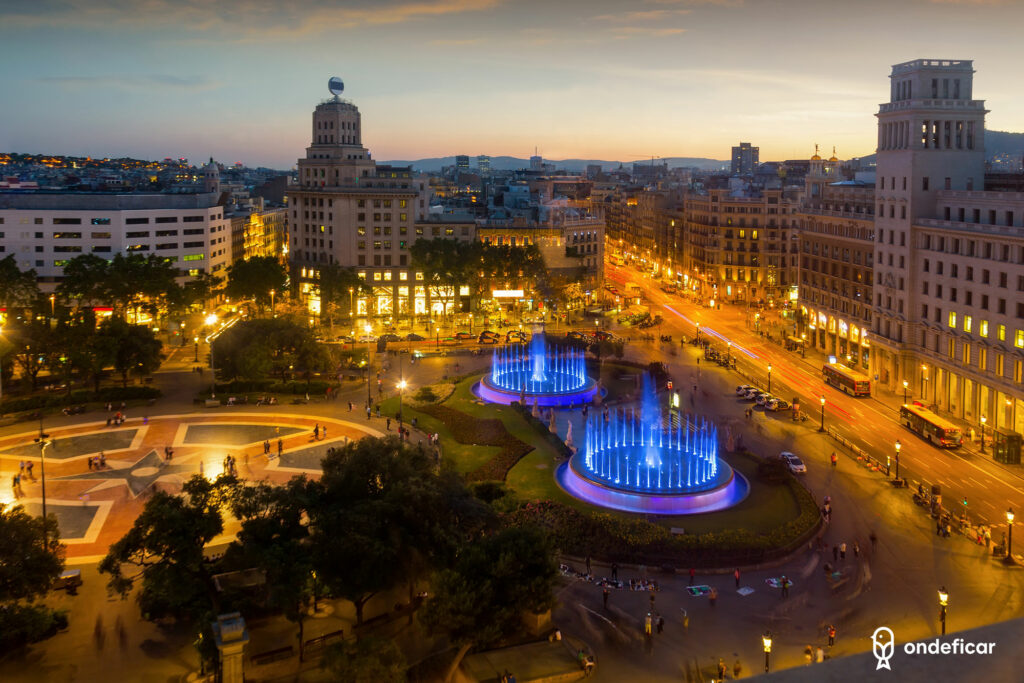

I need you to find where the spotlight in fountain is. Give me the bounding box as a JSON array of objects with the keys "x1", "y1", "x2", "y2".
[
  {"x1": 557, "y1": 374, "x2": 748, "y2": 514},
  {"x1": 475, "y1": 332, "x2": 599, "y2": 407}
]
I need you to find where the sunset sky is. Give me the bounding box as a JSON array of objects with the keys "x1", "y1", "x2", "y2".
[{"x1": 2, "y1": 0, "x2": 1023, "y2": 168}]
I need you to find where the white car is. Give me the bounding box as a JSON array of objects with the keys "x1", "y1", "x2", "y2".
[
  {"x1": 767, "y1": 398, "x2": 791, "y2": 412},
  {"x1": 741, "y1": 389, "x2": 764, "y2": 401},
  {"x1": 356, "y1": 334, "x2": 376, "y2": 343},
  {"x1": 735, "y1": 385, "x2": 755, "y2": 396},
  {"x1": 780, "y1": 451, "x2": 806, "y2": 474},
  {"x1": 756, "y1": 393, "x2": 775, "y2": 407}
]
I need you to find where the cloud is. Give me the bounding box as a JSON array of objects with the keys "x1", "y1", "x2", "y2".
[
  {"x1": 610, "y1": 26, "x2": 687, "y2": 38},
  {"x1": 2, "y1": 0, "x2": 505, "y2": 40},
  {"x1": 593, "y1": 9, "x2": 691, "y2": 20},
  {"x1": 428, "y1": 37, "x2": 484, "y2": 46},
  {"x1": 36, "y1": 74, "x2": 222, "y2": 92},
  {"x1": 645, "y1": 0, "x2": 745, "y2": 5}
]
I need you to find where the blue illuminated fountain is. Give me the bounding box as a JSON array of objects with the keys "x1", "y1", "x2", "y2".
[
  {"x1": 475, "y1": 332, "x2": 599, "y2": 407},
  {"x1": 557, "y1": 374, "x2": 748, "y2": 514}
]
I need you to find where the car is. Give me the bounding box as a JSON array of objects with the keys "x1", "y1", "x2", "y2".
[
  {"x1": 507, "y1": 331, "x2": 528, "y2": 343},
  {"x1": 479, "y1": 331, "x2": 500, "y2": 344},
  {"x1": 334, "y1": 335, "x2": 355, "y2": 344},
  {"x1": 566, "y1": 331, "x2": 588, "y2": 341},
  {"x1": 378, "y1": 333, "x2": 401, "y2": 343},
  {"x1": 594, "y1": 330, "x2": 615, "y2": 342},
  {"x1": 780, "y1": 451, "x2": 807, "y2": 474},
  {"x1": 356, "y1": 334, "x2": 376, "y2": 343},
  {"x1": 767, "y1": 398, "x2": 791, "y2": 412},
  {"x1": 755, "y1": 393, "x2": 775, "y2": 407},
  {"x1": 454, "y1": 331, "x2": 475, "y2": 340},
  {"x1": 741, "y1": 388, "x2": 764, "y2": 401},
  {"x1": 479, "y1": 330, "x2": 500, "y2": 339},
  {"x1": 735, "y1": 384, "x2": 756, "y2": 396},
  {"x1": 405, "y1": 332, "x2": 426, "y2": 341},
  {"x1": 440, "y1": 336, "x2": 460, "y2": 346}
]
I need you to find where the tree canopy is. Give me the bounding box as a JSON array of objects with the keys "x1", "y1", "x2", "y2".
[
  {"x1": 224, "y1": 256, "x2": 287, "y2": 314},
  {"x1": 211, "y1": 317, "x2": 328, "y2": 381},
  {"x1": 0, "y1": 255, "x2": 40, "y2": 312}
]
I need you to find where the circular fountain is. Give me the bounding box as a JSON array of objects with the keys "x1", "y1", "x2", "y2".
[
  {"x1": 475, "y1": 332, "x2": 599, "y2": 407},
  {"x1": 557, "y1": 374, "x2": 748, "y2": 514}
]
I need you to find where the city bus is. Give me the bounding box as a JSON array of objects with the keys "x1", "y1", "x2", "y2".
[
  {"x1": 822, "y1": 362, "x2": 871, "y2": 397},
  {"x1": 899, "y1": 404, "x2": 963, "y2": 448},
  {"x1": 609, "y1": 253, "x2": 625, "y2": 267}
]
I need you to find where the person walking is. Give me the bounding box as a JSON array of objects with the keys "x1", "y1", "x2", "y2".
[
  {"x1": 816, "y1": 647, "x2": 825, "y2": 663},
  {"x1": 602, "y1": 586, "x2": 609, "y2": 609},
  {"x1": 313, "y1": 424, "x2": 320, "y2": 440},
  {"x1": 263, "y1": 440, "x2": 270, "y2": 455},
  {"x1": 709, "y1": 587, "x2": 718, "y2": 607},
  {"x1": 831, "y1": 451, "x2": 838, "y2": 468},
  {"x1": 733, "y1": 659, "x2": 743, "y2": 679},
  {"x1": 839, "y1": 542, "x2": 847, "y2": 560},
  {"x1": 277, "y1": 438, "x2": 283, "y2": 458},
  {"x1": 611, "y1": 562, "x2": 619, "y2": 581},
  {"x1": 734, "y1": 568, "x2": 741, "y2": 589},
  {"x1": 386, "y1": 418, "x2": 391, "y2": 431},
  {"x1": 689, "y1": 567, "x2": 696, "y2": 586},
  {"x1": 780, "y1": 576, "x2": 790, "y2": 598},
  {"x1": 26, "y1": 461, "x2": 34, "y2": 481},
  {"x1": 366, "y1": 405, "x2": 372, "y2": 420},
  {"x1": 585, "y1": 555, "x2": 592, "y2": 575},
  {"x1": 656, "y1": 614, "x2": 664, "y2": 634},
  {"x1": 804, "y1": 645, "x2": 813, "y2": 666},
  {"x1": 827, "y1": 624, "x2": 837, "y2": 647},
  {"x1": 717, "y1": 658, "x2": 727, "y2": 680},
  {"x1": 833, "y1": 544, "x2": 839, "y2": 562},
  {"x1": 853, "y1": 541, "x2": 860, "y2": 558},
  {"x1": 19, "y1": 461, "x2": 25, "y2": 476}
]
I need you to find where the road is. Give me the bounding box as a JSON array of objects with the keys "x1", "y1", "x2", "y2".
[{"x1": 605, "y1": 263, "x2": 1023, "y2": 536}]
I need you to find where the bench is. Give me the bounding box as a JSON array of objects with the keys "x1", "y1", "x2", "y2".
[
  {"x1": 251, "y1": 645, "x2": 294, "y2": 665},
  {"x1": 204, "y1": 399, "x2": 221, "y2": 408}
]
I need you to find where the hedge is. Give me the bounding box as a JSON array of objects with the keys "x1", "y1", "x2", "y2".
[
  {"x1": 510, "y1": 402, "x2": 572, "y2": 458},
  {"x1": 205, "y1": 379, "x2": 339, "y2": 395},
  {"x1": 415, "y1": 404, "x2": 533, "y2": 482},
  {"x1": 1, "y1": 386, "x2": 161, "y2": 414},
  {"x1": 503, "y1": 477, "x2": 822, "y2": 568}
]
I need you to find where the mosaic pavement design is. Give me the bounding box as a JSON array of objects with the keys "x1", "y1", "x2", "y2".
[
  {"x1": 0, "y1": 429, "x2": 139, "y2": 461},
  {"x1": 182, "y1": 423, "x2": 304, "y2": 446}
]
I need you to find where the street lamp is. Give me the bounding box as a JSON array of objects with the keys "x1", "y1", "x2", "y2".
[
  {"x1": 270, "y1": 289, "x2": 276, "y2": 318},
  {"x1": 435, "y1": 326, "x2": 440, "y2": 348},
  {"x1": 695, "y1": 322, "x2": 700, "y2": 344},
  {"x1": 767, "y1": 363, "x2": 772, "y2": 394},
  {"x1": 727, "y1": 341, "x2": 732, "y2": 364},
  {"x1": 397, "y1": 379, "x2": 407, "y2": 426},
  {"x1": 365, "y1": 323, "x2": 373, "y2": 408},
  {"x1": 348, "y1": 287, "x2": 354, "y2": 319},
  {"x1": 193, "y1": 335, "x2": 199, "y2": 362},
  {"x1": 32, "y1": 419, "x2": 50, "y2": 544},
  {"x1": 762, "y1": 631, "x2": 772, "y2": 673},
  {"x1": 895, "y1": 440, "x2": 901, "y2": 480},
  {"x1": 1006, "y1": 507, "x2": 1015, "y2": 564},
  {"x1": 980, "y1": 415, "x2": 987, "y2": 454},
  {"x1": 938, "y1": 586, "x2": 948, "y2": 635},
  {"x1": 49, "y1": 293, "x2": 55, "y2": 319},
  {"x1": 903, "y1": 380, "x2": 908, "y2": 405},
  {"x1": 920, "y1": 364, "x2": 928, "y2": 402},
  {"x1": 819, "y1": 395, "x2": 826, "y2": 432},
  {"x1": 204, "y1": 314, "x2": 218, "y2": 398}
]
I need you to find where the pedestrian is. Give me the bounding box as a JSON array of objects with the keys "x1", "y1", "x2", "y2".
[
  {"x1": 839, "y1": 542, "x2": 847, "y2": 560},
  {"x1": 689, "y1": 567, "x2": 695, "y2": 586},
  {"x1": 644, "y1": 613, "x2": 652, "y2": 635},
  {"x1": 718, "y1": 658, "x2": 727, "y2": 680},
  {"x1": 375, "y1": 405, "x2": 381, "y2": 418},
  {"x1": 322, "y1": 425, "x2": 327, "y2": 440},
  {"x1": 313, "y1": 424, "x2": 320, "y2": 440},
  {"x1": 88, "y1": 457, "x2": 94, "y2": 471},
  {"x1": 733, "y1": 659, "x2": 742, "y2": 679},
  {"x1": 277, "y1": 438, "x2": 283, "y2": 457},
  {"x1": 985, "y1": 527, "x2": 992, "y2": 548},
  {"x1": 816, "y1": 647, "x2": 825, "y2": 663},
  {"x1": 831, "y1": 451, "x2": 838, "y2": 468},
  {"x1": 649, "y1": 593, "x2": 655, "y2": 611},
  {"x1": 348, "y1": 401, "x2": 353, "y2": 412},
  {"x1": 243, "y1": 452, "x2": 249, "y2": 468},
  {"x1": 263, "y1": 440, "x2": 270, "y2": 455},
  {"x1": 12, "y1": 474, "x2": 19, "y2": 498},
  {"x1": 386, "y1": 418, "x2": 391, "y2": 431},
  {"x1": 781, "y1": 576, "x2": 789, "y2": 598},
  {"x1": 734, "y1": 568, "x2": 741, "y2": 589},
  {"x1": 366, "y1": 406, "x2": 372, "y2": 420},
  {"x1": 585, "y1": 555, "x2": 592, "y2": 575},
  {"x1": 833, "y1": 544, "x2": 839, "y2": 562},
  {"x1": 709, "y1": 587, "x2": 718, "y2": 607},
  {"x1": 26, "y1": 461, "x2": 34, "y2": 480},
  {"x1": 804, "y1": 645, "x2": 813, "y2": 666},
  {"x1": 611, "y1": 562, "x2": 619, "y2": 581},
  {"x1": 657, "y1": 614, "x2": 664, "y2": 634},
  {"x1": 870, "y1": 530, "x2": 878, "y2": 550},
  {"x1": 602, "y1": 586, "x2": 609, "y2": 609},
  {"x1": 99, "y1": 451, "x2": 106, "y2": 468},
  {"x1": 828, "y1": 624, "x2": 836, "y2": 647},
  {"x1": 853, "y1": 541, "x2": 860, "y2": 558},
  {"x1": 19, "y1": 461, "x2": 25, "y2": 475}
]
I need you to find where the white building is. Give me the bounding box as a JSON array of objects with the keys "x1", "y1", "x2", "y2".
[
  {"x1": 871, "y1": 58, "x2": 1024, "y2": 436},
  {"x1": 0, "y1": 192, "x2": 232, "y2": 290}
]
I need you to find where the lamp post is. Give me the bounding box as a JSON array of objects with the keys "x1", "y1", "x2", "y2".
[
  {"x1": 348, "y1": 287, "x2": 354, "y2": 319},
  {"x1": 938, "y1": 586, "x2": 948, "y2": 635},
  {"x1": 193, "y1": 335, "x2": 199, "y2": 362},
  {"x1": 767, "y1": 363, "x2": 772, "y2": 394},
  {"x1": 365, "y1": 323, "x2": 373, "y2": 408},
  {"x1": 33, "y1": 418, "x2": 50, "y2": 544},
  {"x1": 695, "y1": 322, "x2": 700, "y2": 344},
  {"x1": 727, "y1": 341, "x2": 732, "y2": 364},
  {"x1": 204, "y1": 314, "x2": 218, "y2": 398},
  {"x1": 819, "y1": 395, "x2": 826, "y2": 432},
  {"x1": 895, "y1": 440, "x2": 901, "y2": 481},
  {"x1": 0, "y1": 323, "x2": 5, "y2": 414},
  {"x1": 1006, "y1": 507, "x2": 1015, "y2": 564},
  {"x1": 435, "y1": 326, "x2": 440, "y2": 348},
  {"x1": 397, "y1": 379, "x2": 407, "y2": 427},
  {"x1": 762, "y1": 631, "x2": 772, "y2": 673},
  {"x1": 920, "y1": 364, "x2": 928, "y2": 402},
  {"x1": 49, "y1": 293, "x2": 55, "y2": 319},
  {"x1": 903, "y1": 379, "x2": 908, "y2": 405},
  {"x1": 980, "y1": 415, "x2": 987, "y2": 454},
  {"x1": 270, "y1": 288, "x2": 276, "y2": 318}
]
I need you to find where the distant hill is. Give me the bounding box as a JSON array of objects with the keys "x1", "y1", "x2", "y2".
[
  {"x1": 845, "y1": 130, "x2": 1023, "y2": 167},
  {"x1": 379, "y1": 155, "x2": 728, "y2": 173}
]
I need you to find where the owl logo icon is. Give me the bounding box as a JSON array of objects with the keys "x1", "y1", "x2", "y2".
[{"x1": 872, "y1": 626, "x2": 895, "y2": 670}]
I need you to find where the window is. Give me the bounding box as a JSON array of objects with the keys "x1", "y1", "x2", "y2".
[
  {"x1": 53, "y1": 218, "x2": 81, "y2": 225},
  {"x1": 923, "y1": 177, "x2": 929, "y2": 191},
  {"x1": 996, "y1": 354, "x2": 1004, "y2": 376},
  {"x1": 52, "y1": 232, "x2": 82, "y2": 239},
  {"x1": 999, "y1": 324, "x2": 1006, "y2": 341},
  {"x1": 91, "y1": 218, "x2": 111, "y2": 225},
  {"x1": 126, "y1": 231, "x2": 149, "y2": 238},
  {"x1": 155, "y1": 229, "x2": 178, "y2": 237},
  {"x1": 980, "y1": 320, "x2": 989, "y2": 337},
  {"x1": 126, "y1": 217, "x2": 149, "y2": 225},
  {"x1": 155, "y1": 216, "x2": 178, "y2": 224},
  {"x1": 184, "y1": 228, "x2": 204, "y2": 235},
  {"x1": 91, "y1": 231, "x2": 111, "y2": 239},
  {"x1": 53, "y1": 245, "x2": 82, "y2": 253},
  {"x1": 183, "y1": 241, "x2": 203, "y2": 248},
  {"x1": 183, "y1": 254, "x2": 204, "y2": 262},
  {"x1": 948, "y1": 311, "x2": 957, "y2": 328},
  {"x1": 1016, "y1": 330, "x2": 1024, "y2": 349},
  {"x1": 963, "y1": 315, "x2": 972, "y2": 333},
  {"x1": 183, "y1": 216, "x2": 204, "y2": 223},
  {"x1": 963, "y1": 343, "x2": 970, "y2": 365}
]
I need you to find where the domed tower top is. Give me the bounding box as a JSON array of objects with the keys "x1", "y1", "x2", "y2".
[{"x1": 203, "y1": 157, "x2": 220, "y2": 194}]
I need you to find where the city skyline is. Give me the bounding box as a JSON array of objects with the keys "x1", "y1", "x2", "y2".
[{"x1": 2, "y1": 0, "x2": 1024, "y2": 168}]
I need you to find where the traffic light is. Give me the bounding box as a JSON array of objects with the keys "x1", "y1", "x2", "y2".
[
  {"x1": 962, "y1": 497, "x2": 968, "y2": 507},
  {"x1": 667, "y1": 381, "x2": 673, "y2": 390}
]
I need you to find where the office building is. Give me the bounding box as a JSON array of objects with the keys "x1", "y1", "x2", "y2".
[{"x1": 731, "y1": 142, "x2": 759, "y2": 175}]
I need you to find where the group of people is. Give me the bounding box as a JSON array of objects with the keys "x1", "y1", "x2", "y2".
[
  {"x1": 11, "y1": 460, "x2": 36, "y2": 497},
  {"x1": 262, "y1": 439, "x2": 284, "y2": 458},
  {"x1": 105, "y1": 412, "x2": 127, "y2": 427},
  {"x1": 312, "y1": 424, "x2": 326, "y2": 440},
  {"x1": 222, "y1": 454, "x2": 239, "y2": 477},
  {"x1": 86, "y1": 451, "x2": 107, "y2": 470}
]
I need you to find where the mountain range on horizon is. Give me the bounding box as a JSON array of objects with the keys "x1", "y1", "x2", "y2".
[{"x1": 382, "y1": 130, "x2": 1024, "y2": 174}]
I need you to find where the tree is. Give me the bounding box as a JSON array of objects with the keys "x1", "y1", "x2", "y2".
[
  {"x1": 212, "y1": 318, "x2": 327, "y2": 382},
  {"x1": 99, "y1": 475, "x2": 233, "y2": 624},
  {"x1": 420, "y1": 525, "x2": 558, "y2": 682},
  {"x1": 315, "y1": 263, "x2": 367, "y2": 330},
  {"x1": 7, "y1": 317, "x2": 57, "y2": 391},
  {"x1": 410, "y1": 239, "x2": 469, "y2": 319},
  {"x1": 97, "y1": 318, "x2": 163, "y2": 387},
  {"x1": 0, "y1": 504, "x2": 66, "y2": 651},
  {"x1": 225, "y1": 256, "x2": 287, "y2": 315},
  {"x1": 0, "y1": 255, "x2": 40, "y2": 313},
  {"x1": 322, "y1": 637, "x2": 406, "y2": 683}
]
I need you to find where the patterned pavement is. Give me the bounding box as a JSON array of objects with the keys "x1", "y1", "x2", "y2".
[{"x1": 0, "y1": 413, "x2": 382, "y2": 561}]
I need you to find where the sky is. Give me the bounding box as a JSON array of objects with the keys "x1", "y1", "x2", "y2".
[{"x1": 2, "y1": 0, "x2": 1024, "y2": 169}]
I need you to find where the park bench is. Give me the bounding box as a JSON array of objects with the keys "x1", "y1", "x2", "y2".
[{"x1": 251, "y1": 645, "x2": 294, "y2": 665}]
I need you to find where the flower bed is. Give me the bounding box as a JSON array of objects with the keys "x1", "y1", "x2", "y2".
[
  {"x1": 503, "y1": 477, "x2": 821, "y2": 569},
  {"x1": 416, "y1": 404, "x2": 533, "y2": 482}
]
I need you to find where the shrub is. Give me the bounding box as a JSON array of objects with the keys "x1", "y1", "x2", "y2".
[
  {"x1": 510, "y1": 402, "x2": 572, "y2": 458},
  {"x1": 414, "y1": 386, "x2": 438, "y2": 403},
  {"x1": 1, "y1": 386, "x2": 161, "y2": 414},
  {"x1": 416, "y1": 404, "x2": 533, "y2": 482}
]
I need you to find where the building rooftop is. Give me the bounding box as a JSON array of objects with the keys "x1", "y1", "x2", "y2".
[{"x1": 0, "y1": 191, "x2": 223, "y2": 211}]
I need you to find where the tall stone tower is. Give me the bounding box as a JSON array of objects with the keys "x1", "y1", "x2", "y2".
[
  {"x1": 203, "y1": 158, "x2": 220, "y2": 194},
  {"x1": 871, "y1": 59, "x2": 987, "y2": 387}
]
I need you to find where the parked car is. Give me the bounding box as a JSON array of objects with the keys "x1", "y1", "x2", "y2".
[
  {"x1": 356, "y1": 334, "x2": 376, "y2": 343},
  {"x1": 767, "y1": 398, "x2": 791, "y2": 412},
  {"x1": 378, "y1": 333, "x2": 401, "y2": 343},
  {"x1": 755, "y1": 393, "x2": 775, "y2": 407},
  {"x1": 479, "y1": 332, "x2": 500, "y2": 344},
  {"x1": 440, "y1": 337, "x2": 460, "y2": 346},
  {"x1": 566, "y1": 331, "x2": 588, "y2": 341},
  {"x1": 780, "y1": 451, "x2": 807, "y2": 474},
  {"x1": 454, "y1": 331, "x2": 475, "y2": 340},
  {"x1": 334, "y1": 335, "x2": 355, "y2": 343},
  {"x1": 735, "y1": 384, "x2": 756, "y2": 396},
  {"x1": 405, "y1": 333, "x2": 426, "y2": 341},
  {"x1": 507, "y1": 331, "x2": 528, "y2": 343},
  {"x1": 741, "y1": 389, "x2": 764, "y2": 401}
]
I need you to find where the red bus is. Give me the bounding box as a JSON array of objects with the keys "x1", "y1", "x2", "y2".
[
  {"x1": 822, "y1": 363, "x2": 871, "y2": 397},
  {"x1": 899, "y1": 404, "x2": 962, "y2": 448}
]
